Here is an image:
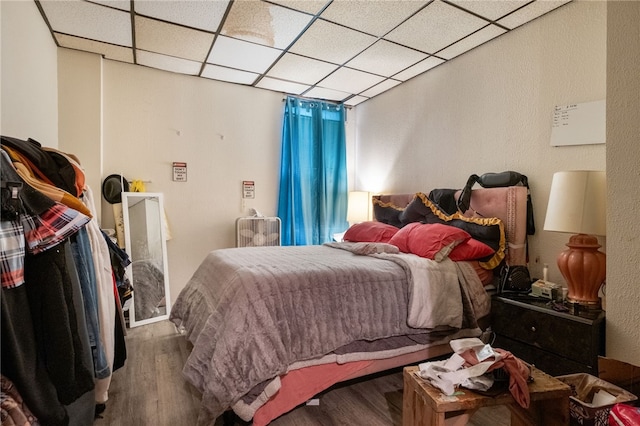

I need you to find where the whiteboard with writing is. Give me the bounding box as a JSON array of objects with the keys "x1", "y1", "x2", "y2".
[{"x1": 550, "y1": 99, "x2": 606, "y2": 146}]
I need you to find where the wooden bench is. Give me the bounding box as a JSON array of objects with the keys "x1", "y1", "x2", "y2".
[{"x1": 403, "y1": 365, "x2": 571, "y2": 426}]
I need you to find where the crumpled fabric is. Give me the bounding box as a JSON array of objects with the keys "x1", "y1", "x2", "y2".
[{"x1": 418, "y1": 337, "x2": 531, "y2": 408}]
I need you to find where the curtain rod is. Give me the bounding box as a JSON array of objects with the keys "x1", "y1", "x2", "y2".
[{"x1": 282, "y1": 95, "x2": 352, "y2": 109}]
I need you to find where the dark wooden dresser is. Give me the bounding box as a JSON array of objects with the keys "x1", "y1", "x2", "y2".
[{"x1": 491, "y1": 294, "x2": 605, "y2": 376}]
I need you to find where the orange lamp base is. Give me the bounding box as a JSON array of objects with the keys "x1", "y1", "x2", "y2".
[{"x1": 557, "y1": 234, "x2": 606, "y2": 309}]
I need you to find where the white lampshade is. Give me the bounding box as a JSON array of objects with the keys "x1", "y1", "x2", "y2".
[
  {"x1": 544, "y1": 171, "x2": 606, "y2": 236},
  {"x1": 347, "y1": 191, "x2": 371, "y2": 223}
]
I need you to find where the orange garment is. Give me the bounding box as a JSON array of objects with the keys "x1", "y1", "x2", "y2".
[
  {"x1": 3, "y1": 146, "x2": 92, "y2": 218},
  {"x1": 459, "y1": 348, "x2": 531, "y2": 408}
]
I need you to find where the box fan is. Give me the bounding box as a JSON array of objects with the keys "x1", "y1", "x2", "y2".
[{"x1": 236, "y1": 216, "x2": 281, "y2": 247}]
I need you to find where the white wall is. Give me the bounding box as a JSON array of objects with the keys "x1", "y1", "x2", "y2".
[
  {"x1": 57, "y1": 49, "x2": 103, "y2": 216},
  {"x1": 97, "y1": 61, "x2": 285, "y2": 299},
  {"x1": 0, "y1": 0, "x2": 58, "y2": 145},
  {"x1": 354, "y1": 0, "x2": 640, "y2": 367},
  {"x1": 354, "y1": 0, "x2": 606, "y2": 292},
  {"x1": 606, "y1": 1, "x2": 640, "y2": 365},
  {"x1": 56, "y1": 54, "x2": 356, "y2": 301},
  {"x1": 4, "y1": 0, "x2": 638, "y2": 367}
]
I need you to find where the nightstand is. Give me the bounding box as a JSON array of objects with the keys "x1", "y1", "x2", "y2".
[{"x1": 491, "y1": 294, "x2": 605, "y2": 377}]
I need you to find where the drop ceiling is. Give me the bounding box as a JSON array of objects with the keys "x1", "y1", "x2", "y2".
[{"x1": 37, "y1": 0, "x2": 571, "y2": 106}]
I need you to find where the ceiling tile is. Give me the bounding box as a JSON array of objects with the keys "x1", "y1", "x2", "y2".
[
  {"x1": 385, "y1": 0, "x2": 488, "y2": 54},
  {"x1": 317, "y1": 67, "x2": 386, "y2": 94},
  {"x1": 135, "y1": 16, "x2": 214, "y2": 62},
  {"x1": 39, "y1": 0, "x2": 132, "y2": 46},
  {"x1": 87, "y1": 0, "x2": 130, "y2": 12},
  {"x1": 303, "y1": 86, "x2": 351, "y2": 102},
  {"x1": 35, "y1": 0, "x2": 574, "y2": 104},
  {"x1": 221, "y1": 2, "x2": 313, "y2": 49},
  {"x1": 207, "y1": 36, "x2": 282, "y2": 74},
  {"x1": 344, "y1": 95, "x2": 369, "y2": 107},
  {"x1": 266, "y1": 0, "x2": 330, "y2": 16},
  {"x1": 134, "y1": 0, "x2": 229, "y2": 32},
  {"x1": 359, "y1": 79, "x2": 402, "y2": 98},
  {"x1": 288, "y1": 19, "x2": 377, "y2": 64},
  {"x1": 447, "y1": 0, "x2": 529, "y2": 21},
  {"x1": 55, "y1": 33, "x2": 133, "y2": 63},
  {"x1": 437, "y1": 24, "x2": 506, "y2": 60},
  {"x1": 498, "y1": 0, "x2": 571, "y2": 30},
  {"x1": 266, "y1": 53, "x2": 338, "y2": 85},
  {"x1": 136, "y1": 50, "x2": 202, "y2": 75},
  {"x1": 201, "y1": 64, "x2": 259, "y2": 85},
  {"x1": 346, "y1": 40, "x2": 428, "y2": 77},
  {"x1": 393, "y1": 56, "x2": 445, "y2": 81},
  {"x1": 255, "y1": 77, "x2": 311, "y2": 95},
  {"x1": 320, "y1": 0, "x2": 428, "y2": 37}
]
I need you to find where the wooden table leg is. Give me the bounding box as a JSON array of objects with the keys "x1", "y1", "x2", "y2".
[{"x1": 403, "y1": 371, "x2": 446, "y2": 426}]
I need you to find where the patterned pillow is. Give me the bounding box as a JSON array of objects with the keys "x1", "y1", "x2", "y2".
[{"x1": 372, "y1": 199, "x2": 404, "y2": 227}]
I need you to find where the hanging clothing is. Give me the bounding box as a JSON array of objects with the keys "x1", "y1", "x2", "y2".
[
  {"x1": 70, "y1": 227, "x2": 111, "y2": 380},
  {"x1": 1, "y1": 136, "x2": 126, "y2": 421},
  {"x1": 63, "y1": 245, "x2": 97, "y2": 426},
  {"x1": 1, "y1": 374, "x2": 40, "y2": 425},
  {"x1": 1, "y1": 136, "x2": 79, "y2": 196},
  {"x1": 81, "y1": 184, "x2": 117, "y2": 404},
  {"x1": 1, "y1": 255, "x2": 68, "y2": 425},
  {"x1": 2, "y1": 145, "x2": 92, "y2": 218}
]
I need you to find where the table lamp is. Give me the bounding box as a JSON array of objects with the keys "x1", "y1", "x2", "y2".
[
  {"x1": 347, "y1": 191, "x2": 371, "y2": 224},
  {"x1": 543, "y1": 171, "x2": 606, "y2": 308}
]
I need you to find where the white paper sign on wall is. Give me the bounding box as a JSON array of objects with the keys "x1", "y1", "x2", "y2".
[
  {"x1": 172, "y1": 162, "x2": 187, "y2": 182},
  {"x1": 243, "y1": 180, "x2": 255, "y2": 199},
  {"x1": 550, "y1": 99, "x2": 606, "y2": 146}
]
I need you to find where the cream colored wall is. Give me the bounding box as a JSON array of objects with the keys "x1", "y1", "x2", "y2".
[
  {"x1": 354, "y1": 0, "x2": 639, "y2": 367},
  {"x1": 4, "y1": 0, "x2": 638, "y2": 366},
  {"x1": 354, "y1": 1, "x2": 605, "y2": 289},
  {"x1": 57, "y1": 49, "x2": 103, "y2": 218},
  {"x1": 606, "y1": 1, "x2": 640, "y2": 366},
  {"x1": 0, "y1": 1, "x2": 58, "y2": 145},
  {"x1": 58, "y1": 51, "x2": 357, "y2": 310},
  {"x1": 98, "y1": 60, "x2": 285, "y2": 300}
]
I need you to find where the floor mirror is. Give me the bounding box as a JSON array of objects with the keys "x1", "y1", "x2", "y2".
[{"x1": 121, "y1": 192, "x2": 171, "y2": 327}]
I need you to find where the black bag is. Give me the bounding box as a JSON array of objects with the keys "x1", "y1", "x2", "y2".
[
  {"x1": 457, "y1": 171, "x2": 535, "y2": 236},
  {"x1": 498, "y1": 264, "x2": 532, "y2": 294}
]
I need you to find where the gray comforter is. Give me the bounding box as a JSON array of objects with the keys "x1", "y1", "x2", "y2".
[{"x1": 169, "y1": 243, "x2": 486, "y2": 423}]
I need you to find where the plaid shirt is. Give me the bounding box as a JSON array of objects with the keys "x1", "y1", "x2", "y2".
[
  {"x1": 0, "y1": 220, "x2": 25, "y2": 288},
  {"x1": 1, "y1": 203, "x2": 90, "y2": 289},
  {"x1": 22, "y1": 203, "x2": 90, "y2": 255}
]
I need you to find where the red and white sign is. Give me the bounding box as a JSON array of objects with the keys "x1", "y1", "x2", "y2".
[
  {"x1": 172, "y1": 162, "x2": 187, "y2": 182},
  {"x1": 242, "y1": 180, "x2": 255, "y2": 199}
]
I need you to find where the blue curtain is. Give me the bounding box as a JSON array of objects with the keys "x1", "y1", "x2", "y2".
[{"x1": 277, "y1": 96, "x2": 349, "y2": 246}]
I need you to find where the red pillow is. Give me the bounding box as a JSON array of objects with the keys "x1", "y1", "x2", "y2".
[
  {"x1": 389, "y1": 222, "x2": 471, "y2": 261},
  {"x1": 387, "y1": 222, "x2": 421, "y2": 253},
  {"x1": 343, "y1": 221, "x2": 399, "y2": 243},
  {"x1": 448, "y1": 238, "x2": 495, "y2": 261},
  {"x1": 408, "y1": 223, "x2": 471, "y2": 260}
]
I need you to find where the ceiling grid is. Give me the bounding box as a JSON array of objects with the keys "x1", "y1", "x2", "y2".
[{"x1": 37, "y1": 0, "x2": 572, "y2": 106}]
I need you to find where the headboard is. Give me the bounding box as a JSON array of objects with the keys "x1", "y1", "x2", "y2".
[{"x1": 372, "y1": 186, "x2": 528, "y2": 266}]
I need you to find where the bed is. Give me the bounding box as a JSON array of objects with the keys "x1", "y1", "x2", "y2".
[{"x1": 169, "y1": 185, "x2": 528, "y2": 425}]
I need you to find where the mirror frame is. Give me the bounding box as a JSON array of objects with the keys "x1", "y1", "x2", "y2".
[{"x1": 121, "y1": 192, "x2": 171, "y2": 327}]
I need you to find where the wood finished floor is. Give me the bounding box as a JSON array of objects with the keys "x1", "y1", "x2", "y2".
[{"x1": 97, "y1": 320, "x2": 510, "y2": 425}]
